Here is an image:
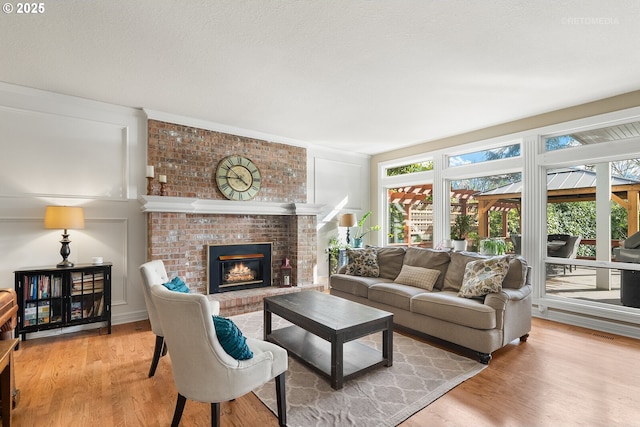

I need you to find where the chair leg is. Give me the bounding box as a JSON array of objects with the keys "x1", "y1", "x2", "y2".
[
  {"x1": 171, "y1": 393, "x2": 187, "y2": 427},
  {"x1": 148, "y1": 335, "x2": 165, "y2": 377},
  {"x1": 275, "y1": 372, "x2": 287, "y2": 427},
  {"x1": 211, "y1": 402, "x2": 220, "y2": 427}
]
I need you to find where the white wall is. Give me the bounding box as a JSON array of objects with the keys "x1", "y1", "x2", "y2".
[
  {"x1": 0, "y1": 82, "x2": 369, "y2": 336},
  {"x1": 0, "y1": 82, "x2": 149, "y2": 334},
  {"x1": 307, "y1": 145, "x2": 371, "y2": 284}
]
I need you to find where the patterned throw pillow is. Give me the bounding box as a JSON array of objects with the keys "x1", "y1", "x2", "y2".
[
  {"x1": 212, "y1": 315, "x2": 253, "y2": 360},
  {"x1": 345, "y1": 247, "x2": 380, "y2": 277},
  {"x1": 458, "y1": 257, "x2": 510, "y2": 298},
  {"x1": 394, "y1": 265, "x2": 441, "y2": 291}
]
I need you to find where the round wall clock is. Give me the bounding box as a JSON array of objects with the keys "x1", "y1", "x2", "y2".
[{"x1": 215, "y1": 155, "x2": 262, "y2": 201}]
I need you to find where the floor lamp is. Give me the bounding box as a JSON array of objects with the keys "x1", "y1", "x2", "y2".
[{"x1": 339, "y1": 213, "x2": 357, "y2": 245}]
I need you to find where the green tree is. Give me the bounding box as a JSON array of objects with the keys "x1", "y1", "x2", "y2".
[{"x1": 547, "y1": 201, "x2": 628, "y2": 257}]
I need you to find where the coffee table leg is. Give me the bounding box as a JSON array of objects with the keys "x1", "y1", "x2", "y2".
[
  {"x1": 263, "y1": 309, "x2": 272, "y2": 341},
  {"x1": 383, "y1": 321, "x2": 393, "y2": 367},
  {"x1": 331, "y1": 335, "x2": 344, "y2": 390}
]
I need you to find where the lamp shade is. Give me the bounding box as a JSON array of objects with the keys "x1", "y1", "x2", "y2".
[
  {"x1": 44, "y1": 206, "x2": 85, "y2": 230},
  {"x1": 339, "y1": 213, "x2": 357, "y2": 227}
]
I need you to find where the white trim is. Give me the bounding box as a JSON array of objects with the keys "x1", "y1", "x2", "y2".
[{"x1": 138, "y1": 195, "x2": 324, "y2": 216}]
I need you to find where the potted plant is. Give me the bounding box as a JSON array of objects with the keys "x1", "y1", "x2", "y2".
[
  {"x1": 326, "y1": 236, "x2": 348, "y2": 275},
  {"x1": 353, "y1": 211, "x2": 381, "y2": 248},
  {"x1": 480, "y1": 238, "x2": 507, "y2": 255},
  {"x1": 467, "y1": 231, "x2": 480, "y2": 252},
  {"x1": 450, "y1": 214, "x2": 473, "y2": 252}
]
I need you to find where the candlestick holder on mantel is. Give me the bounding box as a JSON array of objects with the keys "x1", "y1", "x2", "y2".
[
  {"x1": 146, "y1": 165, "x2": 155, "y2": 195},
  {"x1": 158, "y1": 174, "x2": 167, "y2": 196}
]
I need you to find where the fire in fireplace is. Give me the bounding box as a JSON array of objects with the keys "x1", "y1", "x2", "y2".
[{"x1": 207, "y1": 243, "x2": 272, "y2": 293}]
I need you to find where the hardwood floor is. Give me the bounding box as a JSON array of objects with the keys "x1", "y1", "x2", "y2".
[{"x1": 11, "y1": 317, "x2": 640, "y2": 426}]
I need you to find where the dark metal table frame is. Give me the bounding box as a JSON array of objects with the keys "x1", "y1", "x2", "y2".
[{"x1": 264, "y1": 291, "x2": 393, "y2": 390}]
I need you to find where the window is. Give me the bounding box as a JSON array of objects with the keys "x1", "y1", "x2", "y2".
[
  {"x1": 544, "y1": 159, "x2": 640, "y2": 308},
  {"x1": 386, "y1": 161, "x2": 433, "y2": 177},
  {"x1": 450, "y1": 172, "x2": 522, "y2": 251},
  {"x1": 387, "y1": 184, "x2": 434, "y2": 246},
  {"x1": 448, "y1": 144, "x2": 520, "y2": 167},
  {"x1": 546, "y1": 121, "x2": 640, "y2": 152}
]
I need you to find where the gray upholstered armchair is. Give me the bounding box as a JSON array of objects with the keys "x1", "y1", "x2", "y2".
[
  {"x1": 139, "y1": 260, "x2": 220, "y2": 377},
  {"x1": 150, "y1": 284, "x2": 288, "y2": 427}
]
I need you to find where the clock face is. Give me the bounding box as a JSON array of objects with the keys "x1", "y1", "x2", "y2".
[{"x1": 215, "y1": 155, "x2": 262, "y2": 201}]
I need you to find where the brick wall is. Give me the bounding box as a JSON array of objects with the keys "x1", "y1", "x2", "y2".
[{"x1": 146, "y1": 120, "x2": 316, "y2": 293}]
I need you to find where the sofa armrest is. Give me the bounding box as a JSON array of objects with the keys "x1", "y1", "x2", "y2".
[
  {"x1": 484, "y1": 285, "x2": 532, "y2": 311},
  {"x1": 484, "y1": 284, "x2": 532, "y2": 336}
]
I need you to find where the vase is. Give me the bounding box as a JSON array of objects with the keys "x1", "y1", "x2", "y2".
[
  {"x1": 452, "y1": 239, "x2": 467, "y2": 252},
  {"x1": 353, "y1": 238, "x2": 363, "y2": 248}
]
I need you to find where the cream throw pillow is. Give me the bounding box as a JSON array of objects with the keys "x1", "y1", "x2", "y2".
[
  {"x1": 394, "y1": 265, "x2": 441, "y2": 291},
  {"x1": 458, "y1": 256, "x2": 510, "y2": 298}
]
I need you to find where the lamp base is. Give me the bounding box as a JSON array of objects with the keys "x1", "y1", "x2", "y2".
[
  {"x1": 57, "y1": 259, "x2": 74, "y2": 268},
  {"x1": 57, "y1": 232, "x2": 74, "y2": 268}
]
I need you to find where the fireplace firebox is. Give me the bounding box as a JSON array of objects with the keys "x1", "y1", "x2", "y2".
[{"x1": 207, "y1": 243, "x2": 272, "y2": 293}]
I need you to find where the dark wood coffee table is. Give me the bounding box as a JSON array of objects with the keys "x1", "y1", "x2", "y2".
[{"x1": 263, "y1": 291, "x2": 393, "y2": 390}]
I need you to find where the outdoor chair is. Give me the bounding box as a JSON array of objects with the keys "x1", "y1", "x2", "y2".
[
  {"x1": 139, "y1": 260, "x2": 220, "y2": 377},
  {"x1": 149, "y1": 284, "x2": 287, "y2": 427},
  {"x1": 547, "y1": 235, "x2": 581, "y2": 274},
  {"x1": 510, "y1": 234, "x2": 521, "y2": 254}
]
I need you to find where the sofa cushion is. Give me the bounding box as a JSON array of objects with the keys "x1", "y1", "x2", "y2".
[
  {"x1": 442, "y1": 251, "x2": 487, "y2": 292},
  {"x1": 373, "y1": 246, "x2": 406, "y2": 280},
  {"x1": 394, "y1": 265, "x2": 440, "y2": 291},
  {"x1": 345, "y1": 247, "x2": 379, "y2": 277},
  {"x1": 458, "y1": 256, "x2": 510, "y2": 298},
  {"x1": 502, "y1": 256, "x2": 528, "y2": 289},
  {"x1": 403, "y1": 247, "x2": 451, "y2": 290},
  {"x1": 368, "y1": 283, "x2": 427, "y2": 311},
  {"x1": 330, "y1": 274, "x2": 393, "y2": 298},
  {"x1": 410, "y1": 291, "x2": 497, "y2": 329}
]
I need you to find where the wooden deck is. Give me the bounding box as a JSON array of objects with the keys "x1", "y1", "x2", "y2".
[{"x1": 545, "y1": 265, "x2": 623, "y2": 305}]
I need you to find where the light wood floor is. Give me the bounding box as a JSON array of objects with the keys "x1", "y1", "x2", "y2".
[{"x1": 10, "y1": 317, "x2": 640, "y2": 427}]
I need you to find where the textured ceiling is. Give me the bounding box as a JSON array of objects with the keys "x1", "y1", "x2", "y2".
[{"x1": 1, "y1": 1, "x2": 640, "y2": 155}]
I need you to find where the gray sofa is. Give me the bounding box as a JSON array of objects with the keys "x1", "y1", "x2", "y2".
[{"x1": 329, "y1": 246, "x2": 532, "y2": 364}]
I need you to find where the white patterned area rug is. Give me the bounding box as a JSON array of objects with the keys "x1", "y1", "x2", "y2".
[{"x1": 231, "y1": 310, "x2": 487, "y2": 427}]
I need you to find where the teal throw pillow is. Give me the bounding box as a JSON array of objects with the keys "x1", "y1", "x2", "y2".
[
  {"x1": 162, "y1": 276, "x2": 189, "y2": 293},
  {"x1": 212, "y1": 316, "x2": 253, "y2": 360}
]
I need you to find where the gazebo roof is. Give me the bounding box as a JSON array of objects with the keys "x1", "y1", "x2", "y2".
[{"x1": 479, "y1": 167, "x2": 640, "y2": 196}]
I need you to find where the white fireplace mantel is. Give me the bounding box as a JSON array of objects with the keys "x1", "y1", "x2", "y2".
[{"x1": 139, "y1": 195, "x2": 324, "y2": 216}]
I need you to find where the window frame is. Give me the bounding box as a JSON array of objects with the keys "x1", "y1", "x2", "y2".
[{"x1": 377, "y1": 106, "x2": 640, "y2": 335}]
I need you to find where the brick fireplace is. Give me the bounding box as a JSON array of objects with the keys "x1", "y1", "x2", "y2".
[{"x1": 143, "y1": 119, "x2": 321, "y2": 295}]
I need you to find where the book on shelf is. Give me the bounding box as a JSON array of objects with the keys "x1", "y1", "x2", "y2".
[
  {"x1": 72, "y1": 273, "x2": 104, "y2": 292},
  {"x1": 70, "y1": 301, "x2": 83, "y2": 320},
  {"x1": 37, "y1": 301, "x2": 50, "y2": 324},
  {"x1": 23, "y1": 275, "x2": 62, "y2": 300},
  {"x1": 37, "y1": 275, "x2": 49, "y2": 298},
  {"x1": 52, "y1": 276, "x2": 62, "y2": 297},
  {"x1": 24, "y1": 302, "x2": 37, "y2": 326},
  {"x1": 93, "y1": 295, "x2": 105, "y2": 317}
]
